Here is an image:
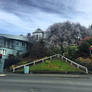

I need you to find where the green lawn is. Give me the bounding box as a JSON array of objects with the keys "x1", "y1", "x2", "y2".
[{"x1": 29, "y1": 59, "x2": 81, "y2": 72}]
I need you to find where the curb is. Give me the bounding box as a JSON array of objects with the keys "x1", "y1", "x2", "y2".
[
  {"x1": 5, "y1": 73, "x2": 89, "y2": 79},
  {"x1": 29, "y1": 74, "x2": 89, "y2": 78}
]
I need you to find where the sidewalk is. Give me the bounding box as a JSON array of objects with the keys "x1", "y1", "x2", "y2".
[
  {"x1": 30, "y1": 74, "x2": 90, "y2": 78},
  {"x1": 4, "y1": 73, "x2": 90, "y2": 79}
]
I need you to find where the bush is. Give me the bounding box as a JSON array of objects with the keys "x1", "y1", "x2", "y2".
[
  {"x1": 4, "y1": 54, "x2": 20, "y2": 70},
  {"x1": 48, "y1": 45, "x2": 64, "y2": 55},
  {"x1": 30, "y1": 40, "x2": 49, "y2": 59},
  {"x1": 64, "y1": 46, "x2": 78, "y2": 60},
  {"x1": 76, "y1": 57, "x2": 92, "y2": 71},
  {"x1": 78, "y1": 41, "x2": 90, "y2": 57},
  {"x1": 77, "y1": 57, "x2": 91, "y2": 63}
]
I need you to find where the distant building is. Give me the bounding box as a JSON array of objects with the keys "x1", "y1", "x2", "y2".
[
  {"x1": 0, "y1": 34, "x2": 29, "y2": 73},
  {"x1": 32, "y1": 28, "x2": 44, "y2": 40},
  {"x1": 32, "y1": 28, "x2": 47, "y2": 41}
]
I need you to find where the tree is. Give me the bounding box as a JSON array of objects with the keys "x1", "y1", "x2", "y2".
[
  {"x1": 46, "y1": 21, "x2": 88, "y2": 47},
  {"x1": 67, "y1": 46, "x2": 78, "y2": 60},
  {"x1": 78, "y1": 40, "x2": 90, "y2": 57},
  {"x1": 30, "y1": 40, "x2": 49, "y2": 58}
]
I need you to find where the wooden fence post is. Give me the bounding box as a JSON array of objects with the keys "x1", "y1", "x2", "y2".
[
  {"x1": 13, "y1": 68, "x2": 15, "y2": 72},
  {"x1": 62, "y1": 56, "x2": 63, "y2": 60},
  {"x1": 50, "y1": 56, "x2": 52, "y2": 60},
  {"x1": 34, "y1": 61, "x2": 35, "y2": 65},
  {"x1": 65, "y1": 58, "x2": 67, "y2": 62},
  {"x1": 77, "y1": 64, "x2": 79, "y2": 69},
  {"x1": 42, "y1": 60, "x2": 44, "y2": 63},
  {"x1": 86, "y1": 68, "x2": 88, "y2": 74}
]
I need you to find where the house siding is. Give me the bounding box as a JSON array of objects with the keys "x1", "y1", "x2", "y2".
[{"x1": 0, "y1": 34, "x2": 29, "y2": 73}]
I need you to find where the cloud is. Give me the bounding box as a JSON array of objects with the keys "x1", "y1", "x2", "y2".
[{"x1": 0, "y1": 0, "x2": 92, "y2": 35}]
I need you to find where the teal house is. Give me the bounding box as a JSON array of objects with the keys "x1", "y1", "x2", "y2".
[{"x1": 0, "y1": 34, "x2": 29, "y2": 73}]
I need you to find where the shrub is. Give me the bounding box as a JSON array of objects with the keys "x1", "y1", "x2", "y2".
[
  {"x1": 30, "y1": 40, "x2": 49, "y2": 59},
  {"x1": 77, "y1": 57, "x2": 92, "y2": 63},
  {"x1": 64, "y1": 46, "x2": 78, "y2": 60},
  {"x1": 4, "y1": 54, "x2": 20, "y2": 70}
]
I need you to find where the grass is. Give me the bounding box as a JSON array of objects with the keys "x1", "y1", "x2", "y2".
[{"x1": 29, "y1": 59, "x2": 81, "y2": 72}]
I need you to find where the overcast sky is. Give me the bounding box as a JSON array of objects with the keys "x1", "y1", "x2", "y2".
[{"x1": 0, "y1": 0, "x2": 92, "y2": 35}]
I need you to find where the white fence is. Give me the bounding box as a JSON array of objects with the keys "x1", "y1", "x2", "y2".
[
  {"x1": 58, "y1": 54, "x2": 88, "y2": 74},
  {"x1": 13, "y1": 54, "x2": 88, "y2": 74}
]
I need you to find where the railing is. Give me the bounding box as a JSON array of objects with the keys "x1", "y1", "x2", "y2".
[
  {"x1": 58, "y1": 54, "x2": 88, "y2": 74},
  {"x1": 13, "y1": 54, "x2": 88, "y2": 74},
  {"x1": 13, "y1": 54, "x2": 57, "y2": 72}
]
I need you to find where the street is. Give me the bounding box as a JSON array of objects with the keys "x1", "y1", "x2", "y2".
[{"x1": 0, "y1": 74, "x2": 92, "y2": 92}]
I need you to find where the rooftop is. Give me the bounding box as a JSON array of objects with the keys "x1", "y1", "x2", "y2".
[
  {"x1": 33, "y1": 28, "x2": 44, "y2": 34},
  {"x1": 0, "y1": 34, "x2": 29, "y2": 42}
]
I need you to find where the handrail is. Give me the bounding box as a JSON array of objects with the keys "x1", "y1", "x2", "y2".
[
  {"x1": 59, "y1": 54, "x2": 88, "y2": 73},
  {"x1": 13, "y1": 54, "x2": 88, "y2": 74},
  {"x1": 13, "y1": 55, "x2": 57, "y2": 72}
]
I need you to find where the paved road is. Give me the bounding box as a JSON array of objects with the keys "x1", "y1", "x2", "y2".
[{"x1": 0, "y1": 74, "x2": 92, "y2": 92}]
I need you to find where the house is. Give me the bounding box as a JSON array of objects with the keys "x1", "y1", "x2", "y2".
[
  {"x1": 32, "y1": 28, "x2": 47, "y2": 41},
  {"x1": 0, "y1": 34, "x2": 29, "y2": 73},
  {"x1": 32, "y1": 28, "x2": 44, "y2": 40}
]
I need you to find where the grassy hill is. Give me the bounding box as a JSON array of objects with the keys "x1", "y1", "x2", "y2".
[
  {"x1": 15, "y1": 59, "x2": 82, "y2": 73},
  {"x1": 29, "y1": 59, "x2": 81, "y2": 72}
]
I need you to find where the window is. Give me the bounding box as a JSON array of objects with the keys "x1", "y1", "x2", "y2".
[
  {"x1": 22, "y1": 42, "x2": 25, "y2": 47},
  {"x1": 0, "y1": 49, "x2": 6, "y2": 55},
  {"x1": 16, "y1": 41, "x2": 19, "y2": 45},
  {"x1": 0, "y1": 39, "x2": 4, "y2": 47}
]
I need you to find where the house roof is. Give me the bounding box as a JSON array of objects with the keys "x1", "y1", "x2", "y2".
[
  {"x1": 33, "y1": 28, "x2": 44, "y2": 34},
  {"x1": 0, "y1": 34, "x2": 29, "y2": 42}
]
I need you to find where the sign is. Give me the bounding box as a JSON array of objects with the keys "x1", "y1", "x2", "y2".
[
  {"x1": 24, "y1": 66, "x2": 29, "y2": 74},
  {"x1": 90, "y1": 45, "x2": 92, "y2": 48},
  {"x1": 89, "y1": 46, "x2": 92, "y2": 55},
  {"x1": 90, "y1": 47, "x2": 92, "y2": 50},
  {"x1": 90, "y1": 45, "x2": 92, "y2": 50}
]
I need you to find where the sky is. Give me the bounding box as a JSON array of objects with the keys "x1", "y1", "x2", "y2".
[{"x1": 0, "y1": 0, "x2": 92, "y2": 35}]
